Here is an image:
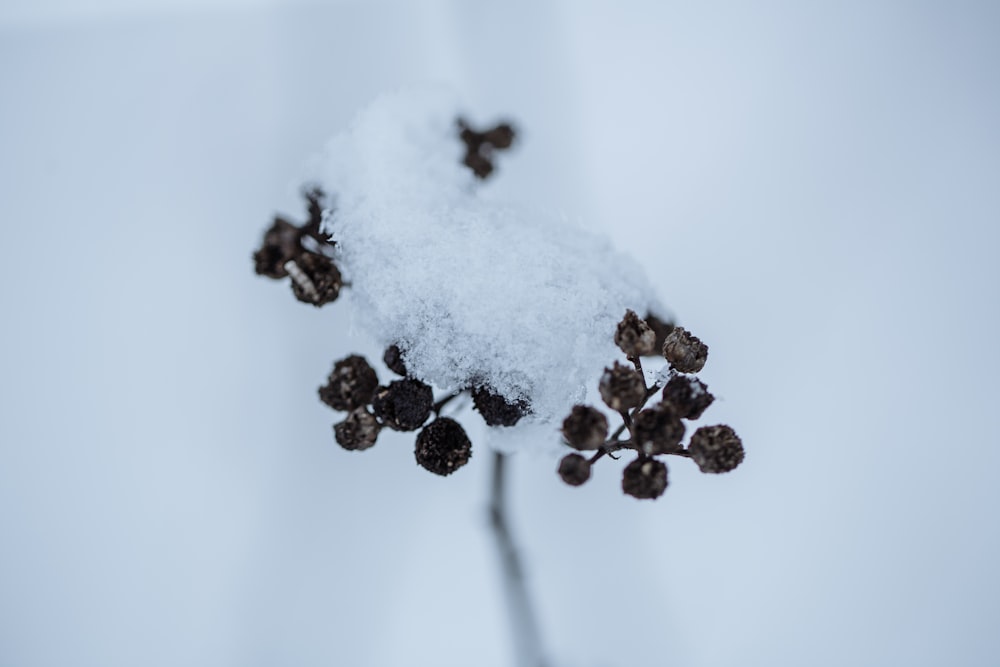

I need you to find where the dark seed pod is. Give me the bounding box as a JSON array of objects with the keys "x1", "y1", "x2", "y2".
[
  {"x1": 472, "y1": 386, "x2": 529, "y2": 427},
  {"x1": 253, "y1": 217, "x2": 301, "y2": 279},
  {"x1": 633, "y1": 404, "x2": 686, "y2": 455},
  {"x1": 662, "y1": 327, "x2": 708, "y2": 373},
  {"x1": 688, "y1": 425, "x2": 745, "y2": 474},
  {"x1": 333, "y1": 408, "x2": 381, "y2": 451},
  {"x1": 289, "y1": 251, "x2": 342, "y2": 307},
  {"x1": 615, "y1": 309, "x2": 657, "y2": 358},
  {"x1": 561, "y1": 405, "x2": 609, "y2": 450},
  {"x1": 415, "y1": 417, "x2": 472, "y2": 476},
  {"x1": 372, "y1": 378, "x2": 434, "y2": 431},
  {"x1": 318, "y1": 355, "x2": 379, "y2": 412},
  {"x1": 661, "y1": 375, "x2": 715, "y2": 420},
  {"x1": 383, "y1": 344, "x2": 408, "y2": 377},
  {"x1": 598, "y1": 362, "x2": 646, "y2": 411},
  {"x1": 622, "y1": 457, "x2": 668, "y2": 500},
  {"x1": 644, "y1": 313, "x2": 676, "y2": 356},
  {"x1": 558, "y1": 453, "x2": 592, "y2": 486}
]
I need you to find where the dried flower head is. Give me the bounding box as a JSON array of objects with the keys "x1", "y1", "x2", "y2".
[
  {"x1": 622, "y1": 458, "x2": 668, "y2": 500},
  {"x1": 472, "y1": 386, "x2": 529, "y2": 427},
  {"x1": 253, "y1": 217, "x2": 301, "y2": 279},
  {"x1": 372, "y1": 378, "x2": 434, "y2": 431},
  {"x1": 662, "y1": 327, "x2": 708, "y2": 373},
  {"x1": 599, "y1": 362, "x2": 646, "y2": 412},
  {"x1": 561, "y1": 405, "x2": 609, "y2": 450},
  {"x1": 318, "y1": 355, "x2": 379, "y2": 412},
  {"x1": 688, "y1": 424, "x2": 745, "y2": 474},
  {"x1": 415, "y1": 417, "x2": 472, "y2": 476},
  {"x1": 289, "y1": 252, "x2": 342, "y2": 307},
  {"x1": 615, "y1": 309, "x2": 657, "y2": 358},
  {"x1": 557, "y1": 453, "x2": 592, "y2": 486},
  {"x1": 334, "y1": 408, "x2": 381, "y2": 451},
  {"x1": 458, "y1": 119, "x2": 516, "y2": 179},
  {"x1": 632, "y1": 403, "x2": 686, "y2": 455},
  {"x1": 383, "y1": 344, "x2": 408, "y2": 377},
  {"x1": 661, "y1": 374, "x2": 715, "y2": 420}
]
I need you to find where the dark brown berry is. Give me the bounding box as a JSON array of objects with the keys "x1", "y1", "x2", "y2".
[
  {"x1": 289, "y1": 252, "x2": 342, "y2": 307},
  {"x1": 561, "y1": 405, "x2": 609, "y2": 450},
  {"x1": 318, "y1": 355, "x2": 379, "y2": 412},
  {"x1": 622, "y1": 457, "x2": 668, "y2": 500},
  {"x1": 599, "y1": 362, "x2": 646, "y2": 411},
  {"x1": 688, "y1": 425, "x2": 744, "y2": 474},
  {"x1": 472, "y1": 386, "x2": 529, "y2": 427},
  {"x1": 415, "y1": 417, "x2": 472, "y2": 476},
  {"x1": 662, "y1": 327, "x2": 708, "y2": 373},
  {"x1": 633, "y1": 404, "x2": 686, "y2": 455},
  {"x1": 372, "y1": 378, "x2": 434, "y2": 431},
  {"x1": 383, "y1": 344, "x2": 408, "y2": 377},
  {"x1": 661, "y1": 375, "x2": 715, "y2": 420},
  {"x1": 253, "y1": 217, "x2": 301, "y2": 279},
  {"x1": 333, "y1": 408, "x2": 381, "y2": 451},
  {"x1": 558, "y1": 453, "x2": 591, "y2": 486},
  {"x1": 615, "y1": 309, "x2": 657, "y2": 357}
]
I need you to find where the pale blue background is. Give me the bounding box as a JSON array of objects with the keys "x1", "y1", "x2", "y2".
[{"x1": 2, "y1": 2, "x2": 998, "y2": 666}]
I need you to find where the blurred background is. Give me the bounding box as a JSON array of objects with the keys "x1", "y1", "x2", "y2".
[{"x1": 2, "y1": 1, "x2": 998, "y2": 665}]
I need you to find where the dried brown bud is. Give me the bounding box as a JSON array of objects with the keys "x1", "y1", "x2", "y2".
[
  {"x1": 615, "y1": 309, "x2": 657, "y2": 357},
  {"x1": 688, "y1": 425, "x2": 745, "y2": 474},
  {"x1": 372, "y1": 378, "x2": 434, "y2": 431},
  {"x1": 557, "y1": 453, "x2": 592, "y2": 486},
  {"x1": 633, "y1": 404, "x2": 686, "y2": 455},
  {"x1": 561, "y1": 405, "x2": 609, "y2": 450},
  {"x1": 333, "y1": 408, "x2": 381, "y2": 451},
  {"x1": 472, "y1": 386, "x2": 529, "y2": 427},
  {"x1": 662, "y1": 327, "x2": 708, "y2": 373},
  {"x1": 661, "y1": 375, "x2": 715, "y2": 420},
  {"x1": 599, "y1": 362, "x2": 646, "y2": 411},
  {"x1": 383, "y1": 344, "x2": 408, "y2": 377},
  {"x1": 458, "y1": 119, "x2": 516, "y2": 179},
  {"x1": 253, "y1": 217, "x2": 301, "y2": 279},
  {"x1": 289, "y1": 252, "x2": 342, "y2": 307},
  {"x1": 318, "y1": 355, "x2": 379, "y2": 412},
  {"x1": 622, "y1": 457, "x2": 668, "y2": 500},
  {"x1": 415, "y1": 417, "x2": 472, "y2": 476}
]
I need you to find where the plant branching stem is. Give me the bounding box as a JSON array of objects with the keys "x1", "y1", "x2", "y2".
[{"x1": 489, "y1": 452, "x2": 549, "y2": 667}]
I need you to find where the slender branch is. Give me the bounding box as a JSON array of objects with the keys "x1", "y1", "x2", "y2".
[
  {"x1": 489, "y1": 452, "x2": 549, "y2": 667},
  {"x1": 433, "y1": 390, "x2": 462, "y2": 415}
]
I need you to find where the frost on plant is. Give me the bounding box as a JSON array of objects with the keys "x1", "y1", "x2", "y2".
[{"x1": 253, "y1": 90, "x2": 744, "y2": 498}]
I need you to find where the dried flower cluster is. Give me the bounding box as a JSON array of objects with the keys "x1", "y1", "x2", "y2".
[
  {"x1": 558, "y1": 310, "x2": 744, "y2": 499},
  {"x1": 253, "y1": 115, "x2": 745, "y2": 499}
]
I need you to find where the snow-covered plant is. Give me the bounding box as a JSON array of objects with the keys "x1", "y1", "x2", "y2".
[{"x1": 252, "y1": 90, "x2": 744, "y2": 500}]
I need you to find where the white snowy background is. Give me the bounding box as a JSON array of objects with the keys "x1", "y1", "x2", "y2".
[{"x1": 2, "y1": 1, "x2": 998, "y2": 666}]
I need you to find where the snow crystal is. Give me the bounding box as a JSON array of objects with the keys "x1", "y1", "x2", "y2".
[{"x1": 318, "y1": 89, "x2": 664, "y2": 426}]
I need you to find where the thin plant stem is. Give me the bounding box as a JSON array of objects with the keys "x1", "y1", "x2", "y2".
[{"x1": 489, "y1": 451, "x2": 549, "y2": 667}]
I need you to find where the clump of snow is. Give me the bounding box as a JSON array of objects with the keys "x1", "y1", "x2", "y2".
[{"x1": 318, "y1": 89, "x2": 663, "y2": 425}]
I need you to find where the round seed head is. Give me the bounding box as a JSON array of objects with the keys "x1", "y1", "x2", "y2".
[
  {"x1": 383, "y1": 344, "x2": 408, "y2": 377},
  {"x1": 622, "y1": 457, "x2": 668, "y2": 500},
  {"x1": 372, "y1": 378, "x2": 434, "y2": 431},
  {"x1": 633, "y1": 403, "x2": 686, "y2": 455},
  {"x1": 688, "y1": 424, "x2": 745, "y2": 474},
  {"x1": 661, "y1": 375, "x2": 715, "y2": 420},
  {"x1": 415, "y1": 417, "x2": 472, "y2": 476},
  {"x1": 561, "y1": 405, "x2": 609, "y2": 450},
  {"x1": 615, "y1": 309, "x2": 657, "y2": 357},
  {"x1": 472, "y1": 386, "x2": 530, "y2": 427},
  {"x1": 558, "y1": 453, "x2": 592, "y2": 486},
  {"x1": 662, "y1": 327, "x2": 708, "y2": 373},
  {"x1": 253, "y1": 217, "x2": 301, "y2": 279},
  {"x1": 290, "y1": 251, "x2": 342, "y2": 307},
  {"x1": 333, "y1": 408, "x2": 381, "y2": 451},
  {"x1": 599, "y1": 362, "x2": 646, "y2": 411},
  {"x1": 318, "y1": 355, "x2": 379, "y2": 412}
]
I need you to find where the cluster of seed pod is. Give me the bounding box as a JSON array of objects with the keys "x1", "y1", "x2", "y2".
[
  {"x1": 558, "y1": 310, "x2": 745, "y2": 500},
  {"x1": 252, "y1": 187, "x2": 343, "y2": 307},
  {"x1": 318, "y1": 346, "x2": 529, "y2": 475}
]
